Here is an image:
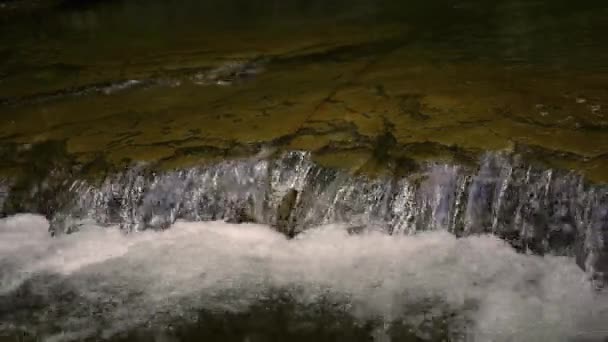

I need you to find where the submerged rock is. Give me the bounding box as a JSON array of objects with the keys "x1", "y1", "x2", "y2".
[
  {"x1": 0, "y1": 178, "x2": 9, "y2": 217},
  {"x1": 275, "y1": 188, "x2": 298, "y2": 238}
]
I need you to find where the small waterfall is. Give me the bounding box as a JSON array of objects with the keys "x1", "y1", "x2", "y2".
[{"x1": 1, "y1": 151, "x2": 607, "y2": 285}]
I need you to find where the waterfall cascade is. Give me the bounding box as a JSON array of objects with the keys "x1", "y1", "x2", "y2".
[{"x1": 1, "y1": 151, "x2": 607, "y2": 285}]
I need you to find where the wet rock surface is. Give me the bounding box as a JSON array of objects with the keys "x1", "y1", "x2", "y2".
[
  {"x1": 2, "y1": 0, "x2": 608, "y2": 183},
  {"x1": 275, "y1": 188, "x2": 299, "y2": 238}
]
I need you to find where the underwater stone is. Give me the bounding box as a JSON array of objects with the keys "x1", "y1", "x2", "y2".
[{"x1": 275, "y1": 188, "x2": 299, "y2": 238}]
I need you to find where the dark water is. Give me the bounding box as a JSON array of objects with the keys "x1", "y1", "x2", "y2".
[{"x1": 2, "y1": 0, "x2": 608, "y2": 97}]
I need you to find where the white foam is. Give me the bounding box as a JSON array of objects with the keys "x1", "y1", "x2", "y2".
[
  {"x1": 0, "y1": 214, "x2": 606, "y2": 341},
  {"x1": 0, "y1": 215, "x2": 144, "y2": 292}
]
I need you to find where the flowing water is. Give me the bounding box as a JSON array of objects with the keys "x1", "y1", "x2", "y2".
[
  {"x1": 1, "y1": 215, "x2": 608, "y2": 342},
  {"x1": 1, "y1": 0, "x2": 608, "y2": 341},
  {"x1": 1, "y1": 151, "x2": 608, "y2": 341}
]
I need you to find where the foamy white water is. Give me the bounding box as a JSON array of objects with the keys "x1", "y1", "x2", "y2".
[{"x1": 0, "y1": 214, "x2": 607, "y2": 341}]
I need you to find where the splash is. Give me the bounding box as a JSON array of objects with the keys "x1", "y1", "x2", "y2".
[{"x1": 0, "y1": 214, "x2": 606, "y2": 341}]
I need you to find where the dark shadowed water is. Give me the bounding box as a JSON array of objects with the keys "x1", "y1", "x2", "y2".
[{"x1": 2, "y1": 0, "x2": 608, "y2": 99}]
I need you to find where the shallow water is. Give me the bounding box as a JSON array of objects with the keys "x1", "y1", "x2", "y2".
[
  {"x1": 1, "y1": 214, "x2": 607, "y2": 341},
  {"x1": 1, "y1": 0, "x2": 608, "y2": 182}
]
